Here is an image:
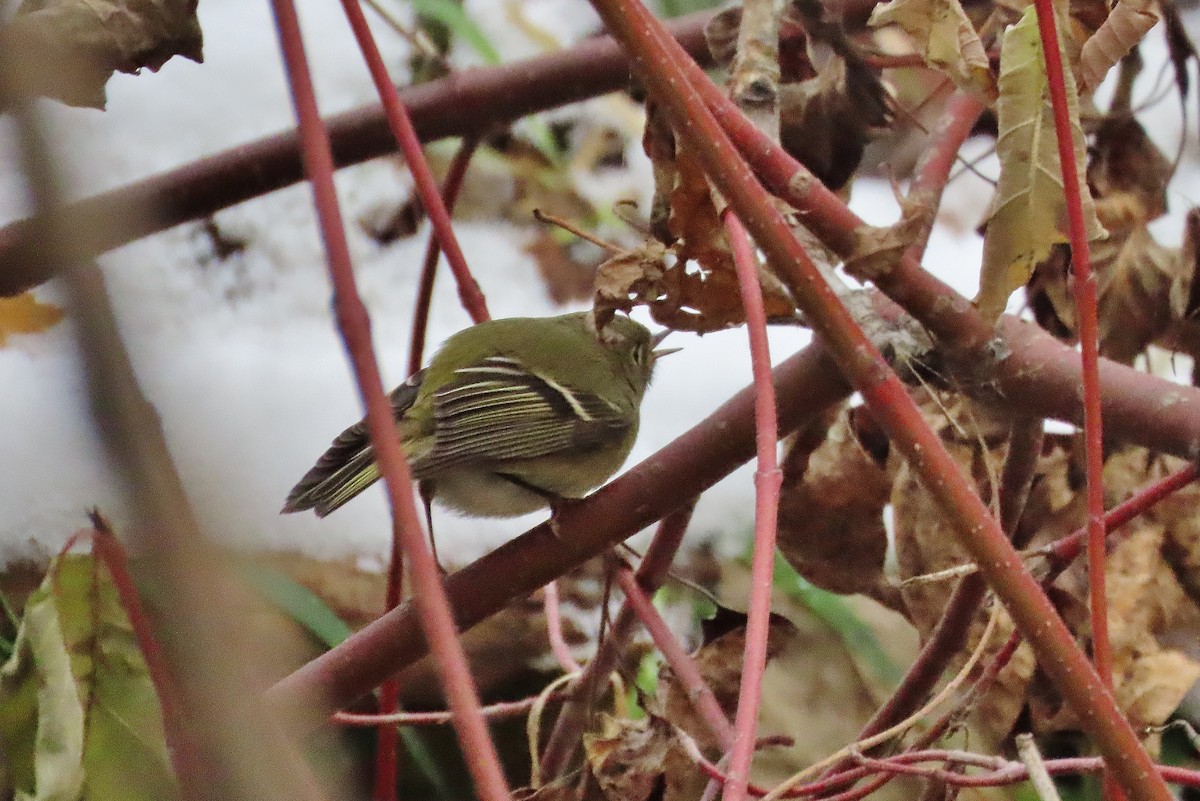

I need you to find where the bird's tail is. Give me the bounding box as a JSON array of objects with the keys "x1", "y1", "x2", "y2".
[
  {"x1": 282, "y1": 369, "x2": 425, "y2": 517},
  {"x1": 281, "y1": 442, "x2": 381, "y2": 517}
]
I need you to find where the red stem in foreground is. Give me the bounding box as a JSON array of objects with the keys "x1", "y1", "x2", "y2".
[
  {"x1": 269, "y1": 4, "x2": 510, "y2": 800},
  {"x1": 1031, "y1": 0, "x2": 1112, "y2": 694},
  {"x1": 539, "y1": 503, "x2": 698, "y2": 778},
  {"x1": 721, "y1": 211, "x2": 782, "y2": 801},
  {"x1": 407, "y1": 136, "x2": 481, "y2": 377},
  {"x1": 1048, "y1": 462, "x2": 1200, "y2": 565},
  {"x1": 339, "y1": 0, "x2": 488, "y2": 323},
  {"x1": 590, "y1": 2, "x2": 1168, "y2": 798},
  {"x1": 615, "y1": 568, "x2": 735, "y2": 749},
  {"x1": 87, "y1": 522, "x2": 195, "y2": 787}
]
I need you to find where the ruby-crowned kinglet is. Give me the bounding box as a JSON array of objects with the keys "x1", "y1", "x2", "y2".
[{"x1": 282, "y1": 312, "x2": 673, "y2": 519}]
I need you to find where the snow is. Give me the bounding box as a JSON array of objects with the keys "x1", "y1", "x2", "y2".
[{"x1": 0, "y1": 1, "x2": 1196, "y2": 567}]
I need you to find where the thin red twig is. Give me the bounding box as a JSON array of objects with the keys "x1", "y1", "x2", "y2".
[
  {"x1": 333, "y1": 691, "x2": 564, "y2": 726},
  {"x1": 1047, "y1": 462, "x2": 1200, "y2": 566},
  {"x1": 379, "y1": 129, "x2": 477, "y2": 801},
  {"x1": 543, "y1": 580, "x2": 583, "y2": 675},
  {"x1": 340, "y1": 0, "x2": 488, "y2": 323},
  {"x1": 1027, "y1": 0, "x2": 1108, "y2": 705},
  {"x1": 615, "y1": 567, "x2": 736, "y2": 749},
  {"x1": 904, "y1": 91, "x2": 988, "y2": 261},
  {"x1": 589, "y1": 3, "x2": 1167, "y2": 797},
  {"x1": 85, "y1": 520, "x2": 195, "y2": 786},
  {"x1": 1031, "y1": 0, "x2": 1113, "y2": 704},
  {"x1": 539, "y1": 503, "x2": 698, "y2": 779},
  {"x1": 407, "y1": 136, "x2": 482, "y2": 377},
  {"x1": 269, "y1": 4, "x2": 510, "y2": 801},
  {"x1": 691, "y1": 746, "x2": 1200, "y2": 798},
  {"x1": 721, "y1": 211, "x2": 782, "y2": 801}
]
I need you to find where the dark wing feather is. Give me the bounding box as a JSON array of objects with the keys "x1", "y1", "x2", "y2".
[
  {"x1": 412, "y1": 356, "x2": 630, "y2": 477},
  {"x1": 281, "y1": 370, "x2": 425, "y2": 516}
]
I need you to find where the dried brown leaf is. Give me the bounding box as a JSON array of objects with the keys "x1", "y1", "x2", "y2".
[
  {"x1": 668, "y1": 146, "x2": 733, "y2": 275},
  {"x1": 868, "y1": 0, "x2": 998, "y2": 99},
  {"x1": 778, "y1": 407, "x2": 901, "y2": 606},
  {"x1": 1168, "y1": 208, "x2": 1200, "y2": 324},
  {"x1": 583, "y1": 715, "x2": 673, "y2": 801},
  {"x1": 1028, "y1": 225, "x2": 1179, "y2": 364},
  {"x1": 843, "y1": 192, "x2": 932, "y2": 282},
  {"x1": 1, "y1": 0, "x2": 203, "y2": 109},
  {"x1": 592, "y1": 242, "x2": 669, "y2": 326},
  {"x1": 1088, "y1": 115, "x2": 1172, "y2": 230}
]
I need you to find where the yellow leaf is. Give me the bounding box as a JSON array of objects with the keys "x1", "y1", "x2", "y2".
[
  {"x1": 0, "y1": 292, "x2": 64, "y2": 346},
  {"x1": 977, "y1": 5, "x2": 1105, "y2": 322},
  {"x1": 869, "y1": 0, "x2": 997, "y2": 100}
]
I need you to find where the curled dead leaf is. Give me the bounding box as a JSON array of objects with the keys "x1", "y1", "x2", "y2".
[
  {"x1": 582, "y1": 715, "x2": 673, "y2": 801},
  {"x1": 1088, "y1": 114, "x2": 1172, "y2": 231},
  {"x1": 843, "y1": 192, "x2": 931, "y2": 282},
  {"x1": 0, "y1": 0, "x2": 203, "y2": 109},
  {"x1": 868, "y1": 0, "x2": 998, "y2": 100},
  {"x1": 1077, "y1": 0, "x2": 1160, "y2": 93},
  {"x1": 777, "y1": 406, "x2": 901, "y2": 607},
  {"x1": 592, "y1": 241, "x2": 669, "y2": 328},
  {"x1": 1028, "y1": 225, "x2": 1179, "y2": 364}
]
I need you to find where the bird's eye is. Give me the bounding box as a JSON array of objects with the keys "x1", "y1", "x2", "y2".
[{"x1": 634, "y1": 343, "x2": 648, "y2": 364}]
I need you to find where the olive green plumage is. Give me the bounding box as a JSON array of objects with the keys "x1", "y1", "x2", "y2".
[{"x1": 281, "y1": 312, "x2": 663, "y2": 519}]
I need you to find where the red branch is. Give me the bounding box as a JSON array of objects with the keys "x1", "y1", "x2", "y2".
[
  {"x1": 1048, "y1": 463, "x2": 1200, "y2": 566},
  {"x1": 0, "y1": 14, "x2": 716, "y2": 297},
  {"x1": 1030, "y1": 0, "x2": 1112, "y2": 698},
  {"x1": 339, "y1": 0, "x2": 488, "y2": 323},
  {"x1": 616, "y1": 568, "x2": 735, "y2": 749},
  {"x1": 721, "y1": 211, "x2": 782, "y2": 801},
  {"x1": 539, "y1": 503, "x2": 697, "y2": 778},
  {"x1": 585, "y1": 2, "x2": 1169, "y2": 798},
  {"x1": 407, "y1": 136, "x2": 481, "y2": 376},
  {"x1": 268, "y1": 3, "x2": 510, "y2": 800}
]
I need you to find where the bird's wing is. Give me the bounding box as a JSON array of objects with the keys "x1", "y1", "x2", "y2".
[
  {"x1": 281, "y1": 370, "x2": 424, "y2": 516},
  {"x1": 414, "y1": 355, "x2": 630, "y2": 476}
]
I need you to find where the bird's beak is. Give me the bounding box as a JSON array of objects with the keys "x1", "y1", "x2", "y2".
[{"x1": 651, "y1": 329, "x2": 681, "y2": 359}]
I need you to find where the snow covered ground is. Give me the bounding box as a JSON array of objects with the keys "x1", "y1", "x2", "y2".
[{"x1": 0, "y1": 0, "x2": 1195, "y2": 569}]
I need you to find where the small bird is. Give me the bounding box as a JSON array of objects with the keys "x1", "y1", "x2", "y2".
[{"x1": 282, "y1": 312, "x2": 672, "y2": 524}]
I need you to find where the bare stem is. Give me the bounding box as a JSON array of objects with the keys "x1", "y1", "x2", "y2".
[
  {"x1": 269, "y1": 3, "x2": 510, "y2": 799},
  {"x1": 407, "y1": 135, "x2": 481, "y2": 376},
  {"x1": 585, "y1": 2, "x2": 1168, "y2": 797},
  {"x1": 340, "y1": 0, "x2": 489, "y2": 322},
  {"x1": 539, "y1": 503, "x2": 697, "y2": 778},
  {"x1": 1030, "y1": 0, "x2": 1113, "y2": 702},
  {"x1": 0, "y1": 13, "x2": 716, "y2": 296},
  {"x1": 720, "y1": 211, "x2": 782, "y2": 801},
  {"x1": 616, "y1": 567, "x2": 736, "y2": 748}
]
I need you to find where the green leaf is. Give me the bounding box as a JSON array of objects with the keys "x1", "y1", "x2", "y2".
[
  {"x1": 0, "y1": 555, "x2": 174, "y2": 801},
  {"x1": 769, "y1": 553, "x2": 904, "y2": 687},
  {"x1": 237, "y1": 564, "x2": 453, "y2": 798},
  {"x1": 977, "y1": 4, "x2": 1105, "y2": 321},
  {"x1": 410, "y1": 0, "x2": 500, "y2": 65},
  {"x1": 237, "y1": 565, "x2": 352, "y2": 648}
]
